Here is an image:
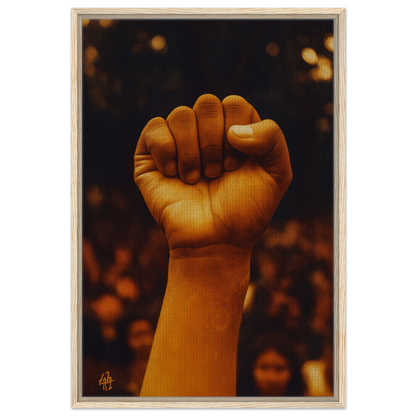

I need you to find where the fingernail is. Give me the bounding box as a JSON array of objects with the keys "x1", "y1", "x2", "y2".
[
  {"x1": 231, "y1": 125, "x2": 253, "y2": 138},
  {"x1": 224, "y1": 156, "x2": 239, "y2": 171},
  {"x1": 165, "y1": 160, "x2": 177, "y2": 176},
  {"x1": 204, "y1": 163, "x2": 222, "y2": 178},
  {"x1": 186, "y1": 169, "x2": 200, "y2": 184}
]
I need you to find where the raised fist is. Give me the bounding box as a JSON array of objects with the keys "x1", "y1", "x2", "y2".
[{"x1": 134, "y1": 94, "x2": 292, "y2": 252}]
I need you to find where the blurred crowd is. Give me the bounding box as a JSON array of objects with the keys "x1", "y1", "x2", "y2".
[{"x1": 82, "y1": 185, "x2": 334, "y2": 397}]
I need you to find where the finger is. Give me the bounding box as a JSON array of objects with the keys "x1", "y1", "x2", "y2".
[
  {"x1": 134, "y1": 117, "x2": 178, "y2": 182},
  {"x1": 251, "y1": 108, "x2": 261, "y2": 124},
  {"x1": 167, "y1": 106, "x2": 201, "y2": 184},
  {"x1": 227, "y1": 119, "x2": 293, "y2": 189},
  {"x1": 222, "y1": 95, "x2": 255, "y2": 171},
  {"x1": 193, "y1": 94, "x2": 224, "y2": 178}
]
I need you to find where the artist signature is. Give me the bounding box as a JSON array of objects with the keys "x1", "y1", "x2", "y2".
[{"x1": 98, "y1": 371, "x2": 115, "y2": 391}]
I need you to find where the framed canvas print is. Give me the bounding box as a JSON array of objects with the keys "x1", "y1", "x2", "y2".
[{"x1": 71, "y1": 8, "x2": 345, "y2": 408}]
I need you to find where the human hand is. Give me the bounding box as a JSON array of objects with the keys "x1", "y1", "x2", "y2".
[
  {"x1": 134, "y1": 94, "x2": 292, "y2": 253},
  {"x1": 135, "y1": 94, "x2": 292, "y2": 396}
]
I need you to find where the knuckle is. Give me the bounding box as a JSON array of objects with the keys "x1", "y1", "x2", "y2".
[
  {"x1": 195, "y1": 93, "x2": 220, "y2": 103},
  {"x1": 167, "y1": 106, "x2": 195, "y2": 128},
  {"x1": 144, "y1": 122, "x2": 174, "y2": 154},
  {"x1": 264, "y1": 118, "x2": 280, "y2": 129},
  {"x1": 144, "y1": 117, "x2": 167, "y2": 140},
  {"x1": 200, "y1": 144, "x2": 222, "y2": 152},
  {"x1": 193, "y1": 94, "x2": 222, "y2": 116},
  {"x1": 147, "y1": 138, "x2": 175, "y2": 155},
  {"x1": 179, "y1": 152, "x2": 199, "y2": 165},
  {"x1": 146, "y1": 116, "x2": 166, "y2": 129},
  {"x1": 222, "y1": 95, "x2": 247, "y2": 108},
  {"x1": 222, "y1": 95, "x2": 252, "y2": 119},
  {"x1": 222, "y1": 94, "x2": 245, "y2": 104}
]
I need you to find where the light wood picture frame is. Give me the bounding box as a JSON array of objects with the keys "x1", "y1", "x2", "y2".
[{"x1": 66, "y1": 4, "x2": 350, "y2": 414}]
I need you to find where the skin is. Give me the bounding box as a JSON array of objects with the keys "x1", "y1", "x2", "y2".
[
  {"x1": 252, "y1": 348, "x2": 293, "y2": 397},
  {"x1": 134, "y1": 94, "x2": 293, "y2": 396}
]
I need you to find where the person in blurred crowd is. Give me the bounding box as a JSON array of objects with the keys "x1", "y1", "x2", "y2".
[
  {"x1": 82, "y1": 293, "x2": 131, "y2": 396},
  {"x1": 238, "y1": 334, "x2": 306, "y2": 396},
  {"x1": 240, "y1": 246, "x2": 314, "y2": 363},
  {"x1": 301, "y1": 335, "x2": 334, "y2": 396}
]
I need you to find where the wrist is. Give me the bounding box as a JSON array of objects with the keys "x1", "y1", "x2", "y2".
[
  {"x1": 169, "y1": 243, "x2": 252, "y2": 259},
  {"x1": 168, "y1": 244, "x2": 251, "y2": 297},
  {"x1": 165, "y1": 244, "x2": 251, "y2": 351}
]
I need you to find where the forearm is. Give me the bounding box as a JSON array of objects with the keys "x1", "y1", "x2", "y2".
[{"x1": 140, "y1": 244, "x2": 251, "y2": 397}]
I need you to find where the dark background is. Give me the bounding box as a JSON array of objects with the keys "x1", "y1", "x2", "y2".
[
  {"x1": 81, "y1": 18, "x2": 334, "y2": 397},
  {"x1": 82, "y1": 18, "x2": 334, "y2": 220}
]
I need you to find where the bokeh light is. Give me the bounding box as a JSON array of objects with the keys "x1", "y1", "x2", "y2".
[
  {"x1": 324, "y1": 103, "x2": 334, "y2": 115},
  {"x1": 317, "y1": 118, "x2": 330, "y2": 133},
  {"x1": 301, "y1": 47, "x2": 318, "y2": 65},
  {"x1": 99, "y1": 19, "x2": 114, "y2": 29},
  {"x1": 150, "y1": 35, "x2": 167, "y2": 53},
  {"x1": 86, "y1": 185, "x2": 103, "y2": 207},
  {"x1": 82, "y1": 19, "x2": 90, "y2": 28},
  {"x1": 324, "y1": 34, "x2": 334, "y2": 52},
  {"x1": 266, "y1": 42, "x2": 280, "y2": 57},
  {"x1": 83, "y1": 46, "x2": 99, "y2": 77},
  {"x1": 309, "y1": 55, "x2": 333, "y2": 82}
]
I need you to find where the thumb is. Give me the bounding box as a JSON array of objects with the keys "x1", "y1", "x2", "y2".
[{"x1": 227, "y1": 119, "x2": 293, "y2": 187}]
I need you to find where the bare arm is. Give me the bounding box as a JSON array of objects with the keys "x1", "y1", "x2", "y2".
[
  {"x1": 134, "y1": 94, "x2": 292, "y2": 396},
  {"x1": 140, "y1": 246, "x2": 250, "y2": 396}
]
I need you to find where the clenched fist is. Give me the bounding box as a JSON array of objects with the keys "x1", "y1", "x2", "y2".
[
  {"x1": 134, "y1": 94, "x2": 292, "y2": 252},
  {"x1": 135, "y1": 94, "x2": 293, "y2": 396}
]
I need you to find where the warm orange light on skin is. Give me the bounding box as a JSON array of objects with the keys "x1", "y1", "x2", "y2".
[
  {"x1": 135, "y1": 94, "x2": 293, "y2": 397},
  {"x1": 253, "y1": 348, "x2": 293, "y2": 396}
]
